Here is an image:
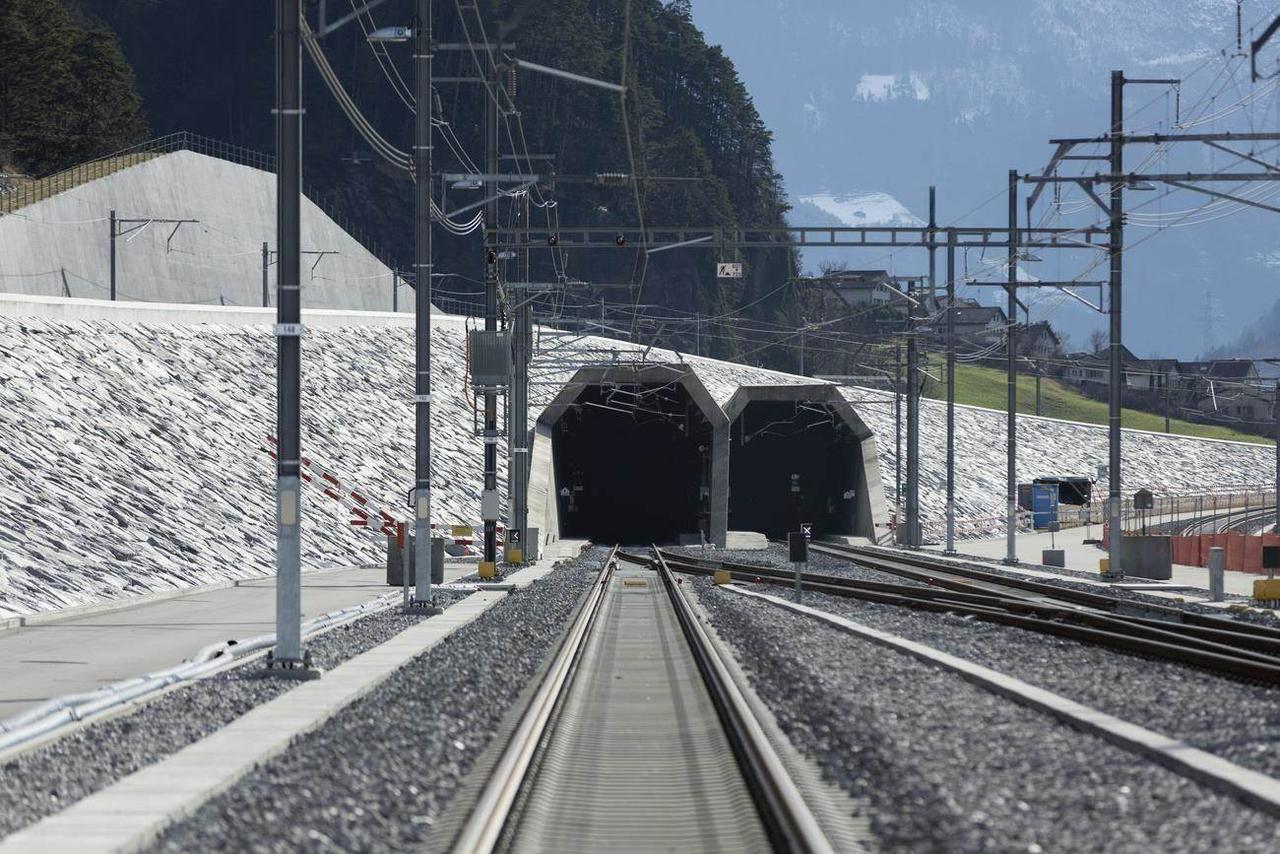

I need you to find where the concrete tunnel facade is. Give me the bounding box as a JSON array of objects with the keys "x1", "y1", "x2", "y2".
[{"x1": 527, "y1": 364, "x2": 886, "y2": 548}]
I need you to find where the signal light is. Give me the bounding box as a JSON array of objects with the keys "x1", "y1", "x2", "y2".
[{"x1": 486, "y1": 248, "x2": 497, "y2": 265}]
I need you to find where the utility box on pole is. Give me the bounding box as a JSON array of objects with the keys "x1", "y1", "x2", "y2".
[{"x1": 468, "y1": 330, "x2": 512, "y2": 389}]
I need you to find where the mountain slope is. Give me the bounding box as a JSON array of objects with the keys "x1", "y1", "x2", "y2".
[
  {"x1": 692, "y1": 0, "x2": 1276, "y2": 359},
  {"x1": 72, "y1": 0, "x2": 801, "y2": 367}
]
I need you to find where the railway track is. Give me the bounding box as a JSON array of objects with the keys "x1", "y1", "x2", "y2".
[
  {"x1": 656, "y1": 543, "x2": 1280, "y2": 685},
  {"x1": 446, "y1": 546, "x2": 834, "y2": 853},
  {"x1": 1172, "y1": 505, "x2": 1278, "y2": 536}
]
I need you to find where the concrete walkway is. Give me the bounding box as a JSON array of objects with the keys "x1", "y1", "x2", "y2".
[
  {"x1": 0, "y1": 563, "x2": 476, "y2": 720},
  {"x1": 0, "y1": 560, "x2": 567, "y2": 854},
  {"x1": 927, "y1": 523, "x2": 1263, "y2": 600}
]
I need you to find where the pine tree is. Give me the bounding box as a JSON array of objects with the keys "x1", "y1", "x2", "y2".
[{"x1": 0, "y1": 0, "x2": 145, "y2": 175}]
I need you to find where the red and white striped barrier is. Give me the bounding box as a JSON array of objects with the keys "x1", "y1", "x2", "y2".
[
  {"x1": 265, "y1": 435, "x2": 401, "y2": 537},
  {"x1": 263, "y1": 435, "x2": 506, "y2": 555}
]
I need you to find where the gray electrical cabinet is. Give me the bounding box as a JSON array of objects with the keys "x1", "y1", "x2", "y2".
[{"x1": 468, "y1": 329, "x2": 511, "y2": 389}]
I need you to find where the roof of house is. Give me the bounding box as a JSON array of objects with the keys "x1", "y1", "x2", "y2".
[
  {"x1": 1022, "y1": 321, "x2": 1060, "y2": 345},
  {"x1": 1178, "y1": 359, "x2": 1257, "y2": 378},
  {"x1": 952, "y1": 305, "x2": 1007, "y2": 326},
  {"x1": 826, "y1": 270, "x2": 890, "y2": 288}
]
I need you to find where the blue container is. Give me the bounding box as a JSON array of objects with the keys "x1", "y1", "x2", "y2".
[{"x1": 1031, "y1": 483, "x2": 1060, "y2": 530}]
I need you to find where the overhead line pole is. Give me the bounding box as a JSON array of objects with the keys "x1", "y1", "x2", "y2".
[
  {"x1": 1106, "y1": 69, "x2": 1125, "y2": 581},
  {"x1": 945, "y1": 227, "x2": 957, "y2": 554},
  {"x1": 905, "y1": 273, "x2": 918, "y2": 548},
  {"x1": 410, "y1": 0, "x2": 439, "y2": 610},
  {"x1": 905, "y1": 189, "x2": 933, "y2": 548},
  {"x1": 1005, "y1": 168, "x2": 1019, "y2": 565},
  {"x1": 481, "y1": 41, "x2": 500, "y2": 575},
  {"x1": 508, "y1": 157, "x2": 531, "y2": 563},
  {"x1": 271, "y1": 0, "x2": 308, "y2": 672},
  {"x1": 895, "y1": 341, "x2": 902, "y2": 543}
]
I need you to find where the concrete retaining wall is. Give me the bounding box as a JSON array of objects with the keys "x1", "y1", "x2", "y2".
[{"x1": 0, "y1": 151, "x2": 406, "y2": 312}]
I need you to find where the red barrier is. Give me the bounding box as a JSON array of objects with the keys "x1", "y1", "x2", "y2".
[
  {"x1": 1245, "y1": 535, "x2": 1264, "y2": 574},
  {"x1": 1226, "y1": 533, "x2": 1245, "y2": 572},
  {"x1": 1173, "y1": 535, "x2": 1199, "y2": 567}
]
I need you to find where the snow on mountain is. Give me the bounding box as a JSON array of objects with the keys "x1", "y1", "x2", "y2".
[
  {"x1": 855, "y1": 73, "x2": 930, "y2": 102},
  {"x1": 797, "y1": 192, "x2": 925, "y2": 227}
]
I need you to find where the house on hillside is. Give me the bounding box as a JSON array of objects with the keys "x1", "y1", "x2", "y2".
[
  {"x1": 1018, "y1": 321, "x2": 1062, "y2": 361},
  {"x1": 1061, "y1": 346, "x2": 1178, "y2": 390},
  {"x1": 949, "y1": 304, "x2": 1009, "y2": 347},
  {"x1": 825, "y1": 270, "x2": 896, "y2": 309},
  {"x1": 1177, "y1": 359, "x2": 1259, "y2": 384},
  {"x1": 818, "y1": 270, "x2": 934, "y2": 316},
  {"x1": 917, "y1": 298, "x2": 1023, "y2": 350},
  {"x1": 1178, "y1": 360, "x2": 1270, "y2": 422}
]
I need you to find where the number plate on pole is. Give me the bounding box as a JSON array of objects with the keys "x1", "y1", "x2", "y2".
[{"x1": 716, "y1": 262, "x2": 743, "y2": 279}]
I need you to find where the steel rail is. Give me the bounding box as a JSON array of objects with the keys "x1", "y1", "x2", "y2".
[
  {"x1": 659, "y1": 552, "x2": 1280, "y2": 663},
  {"x1": 669, "y1": 548, "x2": 1280, "y2": 655},
  {"x1": 451, "y1": 547, "x2": 618, "y2": 854},
  {"x1": 657, "y1": 551, "x2": 1280, "y2": 685},
  {"x1": 649, "y1": 548, "x2": 835, "y2": 854},
  {"x1": 814, "y1": 542, "x2": 1280, "y2": 643}
]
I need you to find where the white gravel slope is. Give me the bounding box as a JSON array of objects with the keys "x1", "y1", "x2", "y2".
[
  {"x1": 848, "y1": 386, "x2": 1275, "y2": 538},
  {"x1": 0, "y1": 314, "x2": 1270, "y2": 616}
]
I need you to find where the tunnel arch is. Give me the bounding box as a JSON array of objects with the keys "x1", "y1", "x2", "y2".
[
  {"x1": 531, "y1": 365, "x2": 728, "y2": 546},
  {"x1": 724, "y1": 385, "x2": 883, "y2": 541}
]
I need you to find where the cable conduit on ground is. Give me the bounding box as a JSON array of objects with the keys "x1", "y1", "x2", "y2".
[{"x1": 0, "y1": 590, "x2": 402, "y2": 755}]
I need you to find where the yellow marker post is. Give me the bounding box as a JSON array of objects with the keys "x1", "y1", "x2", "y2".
[
  {"x1": 713, "y1": 569, "x2": 732, "y2": 585},
  {"x1": 478, "y1": 561, "x2": 496, "y2": 580}
]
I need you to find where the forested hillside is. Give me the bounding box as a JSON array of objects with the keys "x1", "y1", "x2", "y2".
[
  {"x1": 0, "y1": 0, "x2": 147, "y2": 175},
  {"x1": 65, "y1": 0, "x2": 800, "y2": 367}
]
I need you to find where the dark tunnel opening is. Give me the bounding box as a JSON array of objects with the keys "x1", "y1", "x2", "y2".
[
  {"x1": 728, "y1": 400, "x2": 859, "y2": 539},
  {"x1": 553, "y1": 383, "x2": 713, "y2": 544}
]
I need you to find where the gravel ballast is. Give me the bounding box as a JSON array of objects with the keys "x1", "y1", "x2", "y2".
[
  {"x1": 0, "y1": 589, "x2": 468, "y2": 839},
  {"x1": 148, "y1": 550, "x2": 606, "y2": 852},
  {"x1": 699, "y1": 582, "x2": 1280, "y2": 851},
  {"x1": 680, "y1": 545, "x2": 1280, "y2": 780}
]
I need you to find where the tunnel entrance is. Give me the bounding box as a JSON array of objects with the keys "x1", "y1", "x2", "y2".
[
  {"x1": 552, "y1": 382, "x2": 713, "y2": 544},
  {"x1": 728, "y1": 399, "x2": 860, "y2": 539}
]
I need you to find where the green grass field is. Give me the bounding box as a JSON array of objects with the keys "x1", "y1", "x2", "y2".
[{"x1": 921, "y1": 358, "x2": 1272, "y2": 445}]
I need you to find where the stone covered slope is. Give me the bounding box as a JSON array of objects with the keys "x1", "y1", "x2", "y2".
[
  {"x1": 0, "y1": 312, "x2": 1271, "y2": 616},
  {"x1": 1, "y1": 318, "x2": 444, "y2": 616},
  {"x1": 0, "y1": 315, "x2": 818, "y2": 616}
]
